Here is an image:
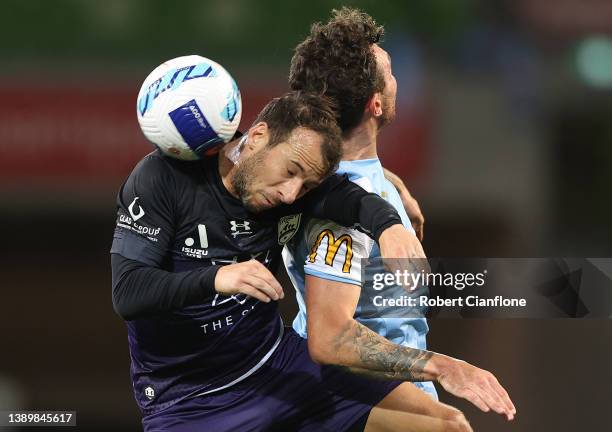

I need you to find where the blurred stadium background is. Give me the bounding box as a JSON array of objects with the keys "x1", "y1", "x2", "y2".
[{"x1": 1, "y1": 0, "x2": 611, "y2": 430}]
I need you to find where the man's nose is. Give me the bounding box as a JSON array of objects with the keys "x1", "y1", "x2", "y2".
[{"x1": 278, "y1": 179, "x2": 303, "y2": 204}]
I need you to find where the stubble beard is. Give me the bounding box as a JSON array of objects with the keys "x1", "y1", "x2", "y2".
[{"x1": 231, "y1": 148, "x2": 268, "y2": 213}]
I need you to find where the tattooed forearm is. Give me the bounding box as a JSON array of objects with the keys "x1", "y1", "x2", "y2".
[
  {"x1": 334, "y1": 365, "x2": 419, "y2": 382},
  {"x1": 332, "y1": 320, "x2": 434, "y2": 382}
]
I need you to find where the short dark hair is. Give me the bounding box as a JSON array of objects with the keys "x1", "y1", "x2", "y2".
[
  {"x1": 289, "y1": 7, "x2": 385, "y2": 134},
  {"x1": 253, "y1": 91, "x2": 342, "y2": 176}
]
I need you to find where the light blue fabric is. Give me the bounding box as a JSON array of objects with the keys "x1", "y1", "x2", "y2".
[{"x1": 284, "y1": 158, "x2": 438, "y2": 399}]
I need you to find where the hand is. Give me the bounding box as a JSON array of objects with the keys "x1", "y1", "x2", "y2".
[
  {"x1": 378, "y1": 224, "x2": 426, "y2": 259},
  {"x1": 437, "y1": 357, "x2": 516, "y2": 421},
  {"x1": 214, "y1": 260, "x2": 284, "y2": 303},
  {"x1": 378, "y1": 225, "x2": 429, "y2": 285},
  {"x1": 401, "y1": 190, "x2": 425, "y2": 242}
]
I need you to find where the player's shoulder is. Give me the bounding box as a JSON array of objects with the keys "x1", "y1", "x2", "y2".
[
  {"x1": 349, "y1": 175, "x2": 374, "y2": 194},
  {"x1": 303, "y1": 217, "x2": 372, "y2": 251},
  {"x1": 336, "y1": 159, "x2": 384, "y2": 194},
  {"x1": 305, "y1": 217, "x2": 354, "y2": 233},
  {"x1": 131, "y1": 149, "x2": 216, "y2": 186},
  {"x1": 133, "y1": 149, "x2": 189, "y2": 174},
  {"x1": 131, "y1": 149, "x2": 176, "y2": 178},
  {"x1": 302, "y1": 217, "x2": 371, "y2": 281}
]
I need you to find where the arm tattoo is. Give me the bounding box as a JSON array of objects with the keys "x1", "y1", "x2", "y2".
[{"x1": 333, "y1": 320, "x2": 434, "y2": 382}]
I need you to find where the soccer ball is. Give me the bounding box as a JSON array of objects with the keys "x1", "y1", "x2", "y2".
[{"x1": 136, "y1": 55, "x2": 242, "y2": 160}]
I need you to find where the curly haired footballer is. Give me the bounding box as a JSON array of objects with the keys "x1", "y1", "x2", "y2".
[{"x1": 289, "y1": 7, "x2": 385, "y2": 134}]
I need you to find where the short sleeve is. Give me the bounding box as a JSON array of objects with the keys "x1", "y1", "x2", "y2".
[
  {"x1": 303, "y1": 219, "x2": 374, "y2": 286},
  {"x1": 110, "y1": 153, "x2": 177, "y2": 266}
]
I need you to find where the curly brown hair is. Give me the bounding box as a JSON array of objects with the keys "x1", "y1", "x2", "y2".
[{"x1": 289, "y1": 7, "x2": 385, "y2": 134}]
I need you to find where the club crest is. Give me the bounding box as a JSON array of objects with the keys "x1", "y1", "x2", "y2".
[{"x1": 278, "y1": 214, "x2": 302, "y2": 245}]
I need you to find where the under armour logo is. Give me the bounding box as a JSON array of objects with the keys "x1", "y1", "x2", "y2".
[
  {"x1": 230, "y1": 220, "x2": 250, "y2": 231},
  {"x1": 128, "y1": 197, "x2": 145, "y2": 221},
  {"x1": 229, "y1": 220, "x2": 252, "y2": 238}
]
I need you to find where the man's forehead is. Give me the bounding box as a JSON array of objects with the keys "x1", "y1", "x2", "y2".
[{"x1": 285, "y1": 127, "x2": 327, "y2": 178}]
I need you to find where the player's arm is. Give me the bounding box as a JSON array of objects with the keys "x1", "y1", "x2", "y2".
[
  {"x1": 382, "y1": 167, "x2": 425, "y2": 241},
  {"x1": 111, "y1": 255, "x2": 282, "y2": 320},
  {"x1": 110, "y1": 154, "x2": 282, "y2": 320},
  {"x1": 299, "y1": 174, "x2": 425, "y2": 258},
  {"x1": 305, "y1": 275, "x2": 516, "y2": 420},
  {"x1": 305, "y1": 277, "x2": 465, "y2": 423}
]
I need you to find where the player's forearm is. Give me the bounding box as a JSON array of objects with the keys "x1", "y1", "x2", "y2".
[
  {"x1": 339, "y1": 365, "x2": 429, "y2": 382},
  {"x1": 309, "y1": 174, "x2": 402, "y2": 240},
  {"x1": 111, "y1": 253, "x2": 219, "y2": 320},
  {"x1": 382, "y1": 167, "x2": 405, "y2": 193},
  {"x1": 313, "y1": 319, "x2": 451, "y2": 382},
  {"x1": 333, "y1": 323, "x2": 517, "y2": 421}
]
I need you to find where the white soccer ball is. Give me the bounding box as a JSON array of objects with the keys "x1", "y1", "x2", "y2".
[{"x1": 136, "y1": 55, "x2": 242, "y2": 160}]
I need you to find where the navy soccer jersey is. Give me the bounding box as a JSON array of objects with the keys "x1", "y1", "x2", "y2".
[
  {"x1": 110, "y1": 150, "x2": 401, "y2": 415},
  {"x1": 111, "y1": 151, "x2": 304, "y2": 413}
]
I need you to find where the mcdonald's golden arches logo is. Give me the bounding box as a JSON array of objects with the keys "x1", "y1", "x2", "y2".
[{"x1": 308, "y1": 229, "x2": 353, "y2": 273}]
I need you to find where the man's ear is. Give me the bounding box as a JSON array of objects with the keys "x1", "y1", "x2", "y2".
[
  {"x1": 246, "y1": 122, "x2": 269, "y2": 151},
  {"x1": 365, "y1": 93, "x2": 383, "y2": 119}
]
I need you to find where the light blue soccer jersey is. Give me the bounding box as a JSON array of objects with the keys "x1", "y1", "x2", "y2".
[{"x1": 283, "y1": 158, "x2": 438, "y2": 398}]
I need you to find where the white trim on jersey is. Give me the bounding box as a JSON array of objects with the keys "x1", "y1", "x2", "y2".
[{"x1": 192, "y1": 317, "x2": 284, "y2": 397}]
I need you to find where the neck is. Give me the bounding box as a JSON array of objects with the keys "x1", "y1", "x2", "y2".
[{"x1": 341, "y1": 118, "x2": 379, "y2": 161}]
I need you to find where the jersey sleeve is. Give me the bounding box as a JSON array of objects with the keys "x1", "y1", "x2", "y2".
[
  {"x1": 303, "y1": 219, "x2": 374, "y2": 286},
  {"x1": 110, "y1": 153, "x2": 177, "y2": 266},
  {"x1": 290, "y1": 174, "x2": 402, "y2": 241}
]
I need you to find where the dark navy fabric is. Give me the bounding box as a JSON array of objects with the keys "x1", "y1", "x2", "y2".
[
  {"x1": 111, "y1": 150, "x2": 402, "y2": 420},
  {"x1": 142, "y1": 328, "x2": 401, "y2": 432},
  {"x1": 113, "y1": 151, "x2": 289, "y2": 414}
]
